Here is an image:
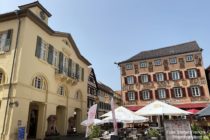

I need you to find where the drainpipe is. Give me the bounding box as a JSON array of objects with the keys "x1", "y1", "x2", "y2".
[{"x1": 0, "y1": 10, "x2": 21, "y2": 140}]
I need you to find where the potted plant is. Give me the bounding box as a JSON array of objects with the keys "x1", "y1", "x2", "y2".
[
  {"x1": 191, "y1": 124, "x2": 204, "y2": 139},
  {"x1": 88, "y1": 125, "x2": 101, "y2": 140},
  {"x1": 147, "y1": 128, "x2": 160, "y2": 140}
]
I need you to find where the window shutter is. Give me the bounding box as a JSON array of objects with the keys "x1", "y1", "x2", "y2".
[
  {"x1": 133, "y1": 76, "x2": 136, "y2": 84},
  {"x1": 153, "y1": 74, "x2": 157, "y2": 82},
  {"x1": 187, "y1": 87, "x2": 192, "y2": 97},
  {"x1": 155, "y1": 90, "x2": 159, "y2": 99},
  {"x1": 47, "y1": 44, "x2": 54, "y2": 64},
  {"x1": 68, "y1": 59, "x2": 72, "y2": 77},
  {"x1": 124, "y1": 77, "x2": 128, "y2": 85},
  {"x1": 58, "y1": 52, "x2": 63, "y2": 73},
  {"x1": 35, "y1": 36, "x2": 42, "y2": 58},
  {"x1": 138, "y1": 76, "x2": 142, "y2": 83},
  {"x1": 4, "y1": 29, "x2": 13, "y2": 52},
  {"x1": 135, "y1": 92, "x2": 138, "y2": 100},
  {"x1": 125, "y1": 92, "x2": 129, "y2": 101},
  {"x1": 180, "y1": 71, "x2": 183, "y2": 79},
  {"x1": 171, "y1": 88, "x2": 175, "y2": 98},
  {"x1": 168, "y1": 72, "x2": 172, "y2": 80},
  {"x1": 81, "y1": 68, "x2": 84, "y2": 81},
  {"x1": 182, "y1": 88, "x2": 186, "y2": 97},
  {"x1": 185, "y1": 71, "x2": 189, "y2": 79},
  {"x1": 200, "y1": 86, "x2": 205, "y2": 96},
  {"x1": 150, "y1": 90, "x2": 153, "y2": 99},
  {"x1": 166, "y1": 89, "x2": 170, "y2": 98},
  {"x1": 139, "y1": 91, "x2": 143, "y2": 100},
  {"x1": 148, "y1": 75, "x2": 151, "y2": 82},
  {"x1": 76, "y1": 63, "x2": 79, "y2": 79},
  {"x1": 197, "y1": 69, "x2": 201, "y2": 77},
  {"x1": 164, "y1": 73, "x2": 167, "y2": 81}
]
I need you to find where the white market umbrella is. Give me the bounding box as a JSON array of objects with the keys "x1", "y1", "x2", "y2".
[
  {"x1": 135, "y1": 100, "x2": 191, "y2": 116},
  {"x1": 80, "y1": 119, "x2": 103, "y2": 126},
  {"x1": 100, "y1": 106, "x2": 148, "y2": 123}
]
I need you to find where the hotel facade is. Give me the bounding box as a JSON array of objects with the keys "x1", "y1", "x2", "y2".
[
  {"x1": 118, "y1": 41, "x2": 210, "y2": 111},
  {"x1": 0, "y1": 2, "x2": 91, "y2": 140}
]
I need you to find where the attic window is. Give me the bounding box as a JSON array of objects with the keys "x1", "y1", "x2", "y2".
[{"x1": 62, "y1": 39, "x2": 70, "y2": 46}]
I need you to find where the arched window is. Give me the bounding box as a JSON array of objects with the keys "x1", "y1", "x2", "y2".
[
  {"x1": 58, "y1": 86, "x2": 66, "y2": 96},
  {"x1": 0, "y1": 70, "x2": 5, "y2": 84},
  {"x1": 32, "y1": 76, "x2": 46, "y2": 90}
]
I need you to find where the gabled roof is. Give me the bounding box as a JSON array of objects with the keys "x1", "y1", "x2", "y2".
[
  {"x1": 88, "y1": 67, "x2": 98, "y2": 89},
  {"x1": 97, "y1": 81, "x2": 114, "y2": 95},
  {"x1": 19, "y1": 1, "x2": 52, "y2": 17},
  {"x1": 119, "y1": 41, "x2": 202, "y2": 65},
  {"x1": 0, "y1": 4, "x2": 91, "y2": 66}
]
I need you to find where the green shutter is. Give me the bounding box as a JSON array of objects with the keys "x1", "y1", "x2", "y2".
[
  {"x1": 4, "y1": 29, "x2": 13, "y2": 52},
  {"x1": 76, "y1": 63, "x2": 79, "y2": 79},
  {"x1": 59, "y1": 52, "x2": 63, "y2": 73},
  {"x1": 48, "y1": 44, "x2": 54, "y2": 64},
  {"x1": 68, "y1": 59, "x2": 72, "y2": 77},
  {"x1": 82, "y1": 68, "x2": 84, "y2": 81},
  {"x1": 35, "y1": 36, "x2": 42, "y2": 58}
]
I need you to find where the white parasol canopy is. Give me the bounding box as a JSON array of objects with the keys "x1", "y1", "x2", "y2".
[
  {"x1": 135, "y1": 100, "x2": 191, "y2": 116},
  {"x1": 80, "y1": 119, "x2": 103, "y2": 126},
  {"x1": 100, "y1": 106, "x2": 148, "y2": 123}
]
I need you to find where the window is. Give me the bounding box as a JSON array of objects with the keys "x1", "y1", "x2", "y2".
[
  {"x1": 53, "y1": 50, "x2": 59, "y2": 68},
  {"x1": 128, "y1": 91, "x2": 135, "y2": 101},
  {"x1": 63, "y1": 56, "x2": 68, "y2": 75},
  {"x1": 141, "y1": 75, "x2": 149, "y2": 83},
  {"x1": 127, "y1": 76, "x2": 134, "y2": 84},
  {"x1": 0, "y1": 72, "x2": 4, "y2": 84},
  {"x1": 0, "y1": 30, "x2": 12, "y2": 53},
  {"x1": 171, "y1": 71, "x2": 180, "y2": 80},
  {"x1": 142, "y1": 90, "x2": 150, "y2": 100},
  {"x1": 169, "y1": 57, "x2": 177, "y2": 64},
  {"x1": 140, "y1": 61, "x2": 147, "y2": 68},
  {"x1": 125, "y1": 63, "x2": 133, "y2": 70},
  {"x1": 158, "y1": 89, "x2": 166, "y2": 99},
  {"x1": 32, "y1": 76, "x2": 46, "y2": 90},
  {"x1": 186, "y1": 55, "x2": 193, "y2": 62},
  {"x1": 174, "y1": 88, "x2": 183, "y2": 98},
  {"x1": 75, "y1": 91, "x2": 81, "y2": 99},
  {"x1": 191, "y1": 86, "x2": 201, "y2": 97},
  {"x1": 188, "y1": 69, "x2": 197, "y2": 79},
  {"x1": 156, "y1": 73, "x2": 164, "y2": 82},
  {"x1": 40, "y1": 40, "x2": 48, "y2": 61},
  {"x1": 154, "y1": 60, "x2": 161, "y2": 66},
  {"x1": 58, "y1": 86, "x2": 66, "y2": 96}
]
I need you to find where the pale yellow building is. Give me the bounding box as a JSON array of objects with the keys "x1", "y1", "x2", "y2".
[{"x1": 0, "y1": 1, "x2": 91, "y2": 140}]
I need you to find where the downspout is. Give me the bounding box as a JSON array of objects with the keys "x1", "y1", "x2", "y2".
[{"x1": 0, "y1": 10, "x2": 21, "y2": 140}]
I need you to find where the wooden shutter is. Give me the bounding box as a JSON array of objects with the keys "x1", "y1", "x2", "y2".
[
  {"x1": 138, "y1": 76, "x2": 142, "y2": 83},
  {"x1": 187, "y1": 87, "x2": 192, "y2": 97},
  {"x1": 124, "y1": 77, "x2": 128, "y2": 85},
  {"x1": 180, "y1": 71, "x2": 183, "y2": 79},
  {"x1": 76, "y1": 63, "x2": 79, "y2": 79},
  {"x1": 125, "y1": 92, "x2": 129, "y2": 101},
  {"x1": 182, "y1": 88, "x2": 186, "y2": 97},
  {"x1": 150, "y1": 90, "x2": 153, "y2": 99},
  {"x1": 68, "y1": 59, "x2": 72, "y2": 77},
  {"x1": 155, "y1": 90, "x2": 159, "y2": 99},
  {"x1": 148, "y1": 75, "x2": 151, "y2": 82},
  {"x1": 153, "y1": 74, "x2": 157, "y2": 82},
  {"x1": 166, "y1": 89, "x2": 170, "y2": 98},
  {"x1": 35, "y1": 36, "x2": 42, "y2": 58},
  {"x1": 168, "y1": 72, "x2": 172, "y2": 80},
  {"x1": 81, "y1": 68, "x2": 84, "y2": 81},
  {"x1": 47, "y1": 44, "x2": 54, "y2": 64},
  {"x1": 139, "y1": 91, "x2": 143, "y2": 100},
  {"x1": 133, "y1": 76, "x2": 137, "y2": 84},
  {"x1": 4, "y1": 29, "x2": 13, "y2": 52},
  {"x1": 58, "y1": 52, "x2": 63, "y2": 73},
  {"x1": 164, "y1": 73, "x2": 167, "y2": 81},
  {"x1": 200, "y1": 86, "x2": 205, "y2": 96},
  {"x1": 171, "y1": 88, "x2": 175, "y2": 98},
  {"x1": 185, "y1": 70, "x2": 189, "y2": 79},
  {"x1": 197, "y1": 69, "x2": 201, "y2": 77},
  {"x1": 135, "y1": 92, "x2": 138, "y2": 100}
]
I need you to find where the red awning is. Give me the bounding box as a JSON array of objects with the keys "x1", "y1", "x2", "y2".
[
  {"x1": 186, "y1": 109, "x2": 200, "y2": 114},
  {"x1": 126, "y1": 106, "x2": 143, "y2": 112},
  {"x1": 174, "y1": 103, "x2": 208, "y2": 109}
]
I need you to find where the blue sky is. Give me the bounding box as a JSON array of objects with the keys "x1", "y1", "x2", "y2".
[{"x1": 1, "y1": 0, "x2": 210, "y2": 90}]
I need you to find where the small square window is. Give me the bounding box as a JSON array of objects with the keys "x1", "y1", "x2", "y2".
[
  {"x1": 139, "y1": 61, "x2": 147, "y2": 68},
  {"x1": 186, "y1": 55, "x2": 194, "y2": 62},
  {"x1": 169, "y1": 57, "x2": 177, "y2": 64},
  {"x1": 154, "y1": 60, "x2": 161, "y2": 66},
  {"x1": 125, "y1": 63, "x2": 133, "y2": 70}
]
